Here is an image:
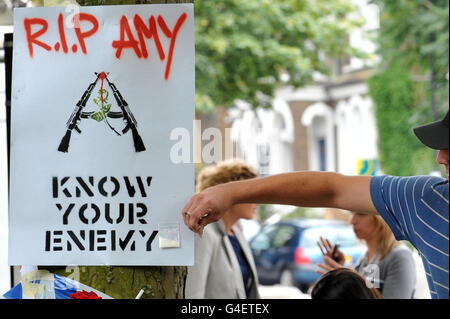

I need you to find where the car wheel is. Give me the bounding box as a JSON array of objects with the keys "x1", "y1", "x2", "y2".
[{"x1": 280, "y1": 269, "x2": 296, "y2": 287}]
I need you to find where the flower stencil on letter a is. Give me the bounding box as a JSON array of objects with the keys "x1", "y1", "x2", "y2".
[
  {"x1": 91, "y1": 88, "x2": 121, "y2": 136},
  {"x1": 57, "y1": 71, "x2": 146, "y2": 153}
]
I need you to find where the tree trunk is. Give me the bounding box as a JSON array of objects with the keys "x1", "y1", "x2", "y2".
[
  {"x1": 45, "y1": 265, "x2": 187, "y2": 299},
  {"x1": 43, "y1": 0, "x2": 194, "y2": 299}
]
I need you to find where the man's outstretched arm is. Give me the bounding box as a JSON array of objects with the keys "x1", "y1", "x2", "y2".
[{"x1": 182, "y1": 171, "x2": 378, "y2": 232}]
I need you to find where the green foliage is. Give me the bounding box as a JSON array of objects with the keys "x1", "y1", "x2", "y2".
[
  {"x1": 195, "y1": 0, "x2": 363, "y2": 111},
  {"x1": 368, "y1": 61, "x2": 436, "y2": 176},
  {"x1": 368, "y1": 0, "x2": 448, "y2": 176},
  {"x1": 370, "y1": 0, "x2": 449, "y2": 114},
  {"x1": 371, "y1": 0, "x2": 449, "y2": 85}
]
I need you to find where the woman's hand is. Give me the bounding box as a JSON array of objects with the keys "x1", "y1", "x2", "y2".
[
  {"x1": 316, "y1": 236, "x2": 346, "y2": 275},
  {"x1": 316, "y1": 256, "x2": 348, "y2": 275}
]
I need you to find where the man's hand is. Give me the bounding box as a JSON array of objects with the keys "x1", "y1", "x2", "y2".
[{"x1": 182, "y1": 183, "x2": 235, "y2": 234}]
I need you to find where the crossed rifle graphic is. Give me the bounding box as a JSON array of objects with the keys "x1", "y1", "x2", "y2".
[{"x1": 58, "y1": 72, "x2": 146, "y2": 153}]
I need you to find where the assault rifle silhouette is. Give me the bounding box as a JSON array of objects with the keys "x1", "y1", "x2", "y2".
[
  {"x1": 58, "y1": 73, "x2": 100, "y2": 153},
  {"x1": 104, "y1": 73, "x2": 146, "y2": 152},
  {"x1": 58, "y1": 72, "x2": 146, "y2": 153}
]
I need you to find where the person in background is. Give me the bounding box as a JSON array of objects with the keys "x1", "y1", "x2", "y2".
[
  {"x1": 311, "y1": 268, "x2": 383, "y2": 299},
  {"x1": 317, "y1": 212, "x2": 416, "y2": 299},
  {"x1": 183, "y1": 111, "x2": 449, "y2": 299},
  {"x1": 185, "y1": 160, "x2": 260, "y2": 299}
]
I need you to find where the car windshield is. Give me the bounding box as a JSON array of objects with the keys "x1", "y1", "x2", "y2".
[{"x1": 300, "y1": 225, "x2": 358, "y2": 247}]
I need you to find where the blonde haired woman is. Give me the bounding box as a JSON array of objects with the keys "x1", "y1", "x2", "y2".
[
  {"x1": 185, "y1": 160, "x2": 260, "y2": 299},
  {"x1": 317, "y1": 212, "x2": 416, "y2": 299}
]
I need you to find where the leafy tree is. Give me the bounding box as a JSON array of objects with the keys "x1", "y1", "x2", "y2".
[
  {"x1": 371, "y1": 0, "x2": 448, "y2": 88},
  {"x1": 368, "y1": 0, "x2": 448, "y2": 176},
  {"x1": 369, "y1": 61, "x2": 436, "y2": 176},
  {"x1": 195, "y1": 0, "x2": 363, "y2": 111}
]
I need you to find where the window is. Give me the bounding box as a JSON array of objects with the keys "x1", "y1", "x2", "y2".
[{"x1": 318, "y1": 138, "x2": 326, "y2": 171}]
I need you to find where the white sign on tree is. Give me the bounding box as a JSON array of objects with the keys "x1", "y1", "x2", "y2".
[{"x1": 9, "y1": 4, "x2": 195, "y2": 266}]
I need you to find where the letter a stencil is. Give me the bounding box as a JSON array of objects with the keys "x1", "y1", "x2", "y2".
[{"x1": 58, "y1": 71, "x2": 146, "y2": 153}]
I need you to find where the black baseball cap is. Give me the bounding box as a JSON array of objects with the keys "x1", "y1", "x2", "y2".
[{"x1": 413, "y1": 111, "x2": 449, "y2": 150}]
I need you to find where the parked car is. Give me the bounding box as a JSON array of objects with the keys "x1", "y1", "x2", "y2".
[{"x1": 250, "y1": 219, "x2": 366, "y2": 293}]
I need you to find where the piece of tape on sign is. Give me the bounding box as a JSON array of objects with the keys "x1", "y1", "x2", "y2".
[{"x1": 158, "y1": 222, "x2": 180, "y2": 249}]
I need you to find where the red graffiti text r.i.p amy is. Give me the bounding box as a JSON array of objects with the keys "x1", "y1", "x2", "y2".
[{"x1": 23, "y1": 12, "x2": 188, "y2": 81}]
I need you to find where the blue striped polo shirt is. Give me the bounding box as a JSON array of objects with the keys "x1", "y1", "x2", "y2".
[{"x1": 370, "y1": 175, "x2": 449, "y2": 299}]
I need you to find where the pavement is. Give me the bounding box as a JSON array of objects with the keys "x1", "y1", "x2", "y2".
[{"x1": 258, "y1": 285, "x2": 310, "y2": 299}]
